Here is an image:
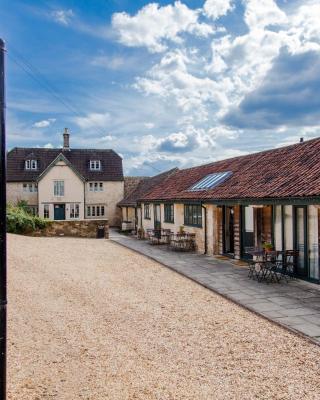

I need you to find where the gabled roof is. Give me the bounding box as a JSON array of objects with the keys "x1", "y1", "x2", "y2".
[
  {"x1": 141, "y1": 138, "x2": 320, "y2": 202},
  {"x1": 37, "y1": 153, "x2": 85, "y2": 182},
  {"x1": 7, "y1": 147, "x2": 124, "y2": 182},
  {"x1": 118, "y1": 168, "x2": 179, "y2": 207}
]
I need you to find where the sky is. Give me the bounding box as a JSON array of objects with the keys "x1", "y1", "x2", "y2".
[{"x1": 1, "y1": 0, "x2": 320, "y2": 176}]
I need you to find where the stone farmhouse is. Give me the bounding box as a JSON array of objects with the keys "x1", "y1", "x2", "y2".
[
  {"x1": 119, "y1": 138, "x2": 320, "y2": 284},
  {"x1": 7, "y1": 129, "x2": 124, "y2": 226}
]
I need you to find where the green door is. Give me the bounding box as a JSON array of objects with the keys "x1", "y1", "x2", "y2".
[{"x1": 54, "y1": 204, "x2": 65, "y2": 220}]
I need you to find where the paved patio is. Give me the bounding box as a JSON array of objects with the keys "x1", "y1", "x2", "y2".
[{"x1": 110, "y1": 230, "x2": 320, "y2": 345}]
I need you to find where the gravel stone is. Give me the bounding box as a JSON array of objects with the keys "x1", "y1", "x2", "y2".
[{"x1": 7, "y1": 234, "x2": 320, "y2": 399}]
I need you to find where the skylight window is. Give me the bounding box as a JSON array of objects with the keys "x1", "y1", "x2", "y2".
[{"x1": 188, "y1": 171, "x2": 233, "y2": 191}]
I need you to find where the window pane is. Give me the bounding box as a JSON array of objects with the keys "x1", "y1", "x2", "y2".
[
  {"x1": 87, "y1": 206, "x2": 91, "y2": 217},
  {"x1": 101, "y1": 206, "x2": 105, "y2": 216},
  {"x1": 44, "y1": 205, "x2": 49, "y2": 219}
]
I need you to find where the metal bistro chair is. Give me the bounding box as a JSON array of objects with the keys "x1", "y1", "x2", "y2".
[
  {"x1": 263, "y1": 251, "x2": 282, "y2": 283},
  {"x1": 282, "y1": 250, "x2": 299, "y2": 281},
  {"x1": 246, "y1": 247, "x2": 264, "y2": 280}
]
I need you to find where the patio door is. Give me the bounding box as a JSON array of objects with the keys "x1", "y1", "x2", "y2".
[
  {"x1": 224, "y1": 206, "x2": 234, "y2": 255},
  {"x1": 241, "y1": 205, "x2": 254, "y2": 259},
  {"x1": 293, "y1": 206, "x2": 308, "y2": 278},
  {"x1": 154, "y1": 204, "x2": 161, "y2": 230}
]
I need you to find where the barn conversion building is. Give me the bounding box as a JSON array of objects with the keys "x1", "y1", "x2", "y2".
[{"x1": 135, "y1": 138, "x2": 320, "y2": 283}]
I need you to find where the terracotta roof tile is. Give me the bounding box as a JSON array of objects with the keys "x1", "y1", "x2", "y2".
[
  {"x1": 142, "y1": 138, "x2": 320, "y2": 202},
  {"x1": 118, "y1": 168, "x2": 179, "y2": 207}
]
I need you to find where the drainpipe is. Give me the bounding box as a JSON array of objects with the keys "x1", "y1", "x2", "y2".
[
  {"x1": 0, "y1": 38, "x2": 7, "y2": 399},
  {"x1": 202, "y1": 204, "x2": 207, "y2": 255}
]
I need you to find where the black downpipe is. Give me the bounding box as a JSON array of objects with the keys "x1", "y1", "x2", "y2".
[
  {"x1": 202, "y1": 205, "x2": 207, "y2": 254},
  {"x1": 0, "y1": 38, "x2": 7, "y2": 400}
]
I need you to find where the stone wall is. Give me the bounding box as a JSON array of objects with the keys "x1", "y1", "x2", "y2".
[{"x1": 34, "y1": 219, "x2": 109, "y2": 239}]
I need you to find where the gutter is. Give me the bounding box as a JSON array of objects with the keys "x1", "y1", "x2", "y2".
[{"x1": 139, "y1": 196, "x2": 320, "y2": 206}]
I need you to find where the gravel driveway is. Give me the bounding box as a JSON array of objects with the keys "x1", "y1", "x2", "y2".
[{"x1": 8, "y1": 234, "x2": 320, "y2": 399}]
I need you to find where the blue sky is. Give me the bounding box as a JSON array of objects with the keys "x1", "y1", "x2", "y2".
[{"x1": 1, "y1": 0, "x2": 320, "y2": 175}]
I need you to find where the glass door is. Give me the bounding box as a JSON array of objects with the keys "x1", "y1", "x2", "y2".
[
  {"x1": 294, "y1": 206, "x2": 308, "y2": 278},
  {"x1": 224, "y1": 206, "x2": 234, "y2": 255},
  {"x1": 241, "y1": 205, "x2": 254, "y2": 259},
  {"x1": 154, "y1": 204, "x2": 161, "y2": 232}
]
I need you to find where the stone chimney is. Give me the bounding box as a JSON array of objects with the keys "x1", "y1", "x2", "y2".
[{"x1": 63, "y1": 128, "x2": 70, "y2": 150}]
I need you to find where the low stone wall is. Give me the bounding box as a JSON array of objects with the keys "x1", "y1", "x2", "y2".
[{"x1": 34, "y1": 219, "x2": 109, "y2": 239}]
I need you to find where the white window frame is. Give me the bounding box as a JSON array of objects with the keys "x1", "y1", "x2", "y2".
[
  {"x1": 70, "y1": 203, "x2": 80, "y2": 219},
  {"x1": 54, "y1": 180, "x2": 64, "y2": 197},
  {"x1": 89, "y1": 160, "x2": 101, "y2": 171},
  {"x1": 23, "y1": 183, "x2": 37, "y2": 193},
  {"x1": 44, "y1": 204, "x2": 50, "y2": 219},
  {"x1": 31, "y1": 160, "x2": 37, "y2": 170},
  {"x1": 25, "y1": 160, "x2": 37, "y2": 170},
  {"x1": 89, "y1": 182, "x2": 104, "y2": 192},
  {"x1": 86, "y1": 205, "x2": 105, "y2": 218}
]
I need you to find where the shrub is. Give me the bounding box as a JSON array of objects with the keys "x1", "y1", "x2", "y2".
[{"x1": 6, "y1": 204, "x2": 49, "y2": 234}]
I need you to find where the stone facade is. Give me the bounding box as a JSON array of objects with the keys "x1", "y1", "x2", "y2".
[
  {"x1": 7, "y1": 182, "x2": 38, "y2": 206},
  {"x1": 34, "y1": 219, "x2": 109, "y2": 239}
]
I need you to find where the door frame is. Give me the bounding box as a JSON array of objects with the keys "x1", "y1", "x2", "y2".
[
  {"x1": 240, "y1": 205, "x2": 255, "y2": 259},
  {"x1": 153, "y1": 203, "x2": 161, "y2": 230},
  {"x1": 54, "y1": 203, "x2": 66, "y2": 221},
  {"x1": 223, "y1": 205, "x2": 235, "y2": 256},
  {"x1": 293, "y1": 205, "x2": 309, "y2": 278}
]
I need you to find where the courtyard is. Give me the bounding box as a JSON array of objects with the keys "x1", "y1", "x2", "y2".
[{"x1": 8, "y1": 234, "x2": 320, "y2": 399}]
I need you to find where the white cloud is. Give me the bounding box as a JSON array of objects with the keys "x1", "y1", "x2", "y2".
[
  {"x1": 99, "y1": 135, "x2": 114, "y2": 141},
  {"x1": 135, "y1": 49, "x2": 230, "y2": 121},
  {"x1": 33, "y1": 118, "x2": 56, "y2": 128},
  {"x1": 51, "y1": 9, "x2": 74, "y2": 26},
  {"x1": 74, "y1": 112, "x2": 110, "y2": 129},
  {"x1": 286, "y1": 2, "x2": 320, "y2": 54},
  {"x1": 43, "y1": 143, "x2": 54, "y2": 148},
  {"x1": 112, "y1": 1, "x2": 213, "y2": 53},
  {"x1": 91, "y1": 55, "x2": 126, "y2": 70},
  {"x1": 203, "y1": 0, "x2": 234, "y2": 20},
  {"x1": 144, "y1": 122, "x2": 155, "y2": 129},
  {"x1": 243, "y1": 0, "x2": 287, "y2": 29}
]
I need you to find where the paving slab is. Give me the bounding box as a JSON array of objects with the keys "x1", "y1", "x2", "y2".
[{"x1": 110, "y1": 230, "x2": 320, "y2": 345}]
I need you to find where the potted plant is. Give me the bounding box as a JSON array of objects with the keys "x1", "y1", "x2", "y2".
[{"x1": 263, "y1": 242, "x2": 273, "y2": 252}]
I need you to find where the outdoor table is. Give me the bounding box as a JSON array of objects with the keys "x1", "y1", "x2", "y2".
[{"x1": 247, "y1": 250, "x2": 282, "y2": 283}]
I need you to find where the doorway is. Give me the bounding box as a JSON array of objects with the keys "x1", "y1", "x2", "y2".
[
  {"x1": 241, "y1": 205, "x2": 254, "y2": 259},
  {"x1": 54, "y1": 204, "x2": 65, "y2": 220},
  {"x1": 154, "y1": 204, "x2": 161, "y2": 231},
  {"x1": 224, "y1": 206, "x2": 235, "y2": 255},
  {"x1": 293, "y1": 205, "x2": 308, "y2": 278}
]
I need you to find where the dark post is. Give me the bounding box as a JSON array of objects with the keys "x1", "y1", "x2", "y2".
[{"x1": 0, "y1": 38, "x2": 7, "y2": 399}]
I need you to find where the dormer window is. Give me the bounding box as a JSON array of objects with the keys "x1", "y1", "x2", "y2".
[
  {"x1": 90, "y1": 160, "x2": 101, "y2": 171},
  {"x1": 25, "y1": 160, "x2": 38, "y2": 170}
]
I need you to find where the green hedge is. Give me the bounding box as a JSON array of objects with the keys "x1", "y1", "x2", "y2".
[{"x1": 6, "y1": 204, "x2": 49, "y2": 234}]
